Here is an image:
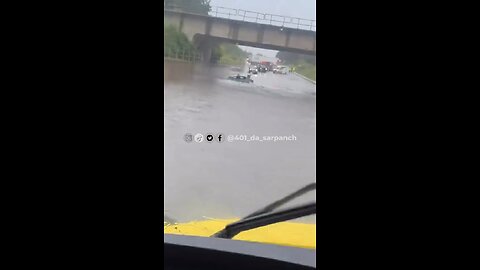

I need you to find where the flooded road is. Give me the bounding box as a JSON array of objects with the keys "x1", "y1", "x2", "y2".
[{"x1": 164, "y1": 65, "x2": 316, "y2": 222}]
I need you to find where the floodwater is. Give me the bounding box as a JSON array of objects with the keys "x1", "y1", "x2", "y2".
[{"x1": 164, "y1": 64, "x2": 316, "y2": 222}]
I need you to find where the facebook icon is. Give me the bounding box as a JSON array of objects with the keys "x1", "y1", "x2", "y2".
[{"x1": 216, "y1": 133, "x2": 224, "y2": 143}]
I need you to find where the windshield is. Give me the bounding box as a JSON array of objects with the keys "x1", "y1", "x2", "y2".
[{"x1": 164, "y1": 0, "x2": 316, "y2": 250}]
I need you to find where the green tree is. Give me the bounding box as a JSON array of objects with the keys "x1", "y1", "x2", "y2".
[
  {"x1": 212, "y1": 43, "x2": 248, "y2": 66},
  {"x1": 164, "y1": 0, "x2": 211, "y2": 15},
  {"x1": 164, "y1": 25, "x2": 195, "y2": 56}
]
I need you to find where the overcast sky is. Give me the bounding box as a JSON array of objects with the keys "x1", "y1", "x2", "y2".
[
  {"x1": 209, "y1": 0, "x2": 316, "y2": 20},
  {"x1": 210, "y1": 0, "x2": 316, "y2": 57}
]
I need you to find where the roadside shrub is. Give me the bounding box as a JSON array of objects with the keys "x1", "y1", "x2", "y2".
[{"x1": 164, "y1": 24, "x2": 195, "y2": 56}]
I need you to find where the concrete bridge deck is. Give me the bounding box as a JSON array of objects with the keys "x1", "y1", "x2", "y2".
[{"x1": 164, "y1": 7, "x2": 316, "y2": 62}]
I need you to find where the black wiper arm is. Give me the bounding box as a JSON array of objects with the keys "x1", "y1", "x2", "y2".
[
  {"x1": 211, "y1": 182, "x2": 316, "y2": 238},
  {"x1": 213, "y1": 202, "x2": 316, "y2": 239},
  {"x1": 243, "y1": 183, "x2": 316, "y2": 219}
]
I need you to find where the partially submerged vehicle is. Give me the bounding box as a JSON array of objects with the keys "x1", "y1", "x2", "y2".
[
  {"x1": 258, "y1": 65, "x2": 268, "y2": 73},
  {"x1": 164, "y1": 183, "x2": 316, "y2": 269},
  {"x1": 274, "y1": 66, "x2": 288, "y2": 74},
  {"x1": 248, "y1": 66, "x2": 258, "y2": 74},
  {"x1": 260, "y1": 61, "x2": 275, "y2": 71},
  {"x1": 228, "y1": 74, "x2": 254, "y2": 83}
]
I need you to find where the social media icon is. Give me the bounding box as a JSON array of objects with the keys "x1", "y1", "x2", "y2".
[
  {"x1": 194, "y1": 133, "x2": 204, "y2": 143},
  {"x1": 184, "y1": 133, "x2": 193, "y2": 143},
  {"x1": 206, "y1": 133, "x2": 214, "y2": 143},
  {"x1": 216, "y1": 133, "x2": 224, "y2": 143}
]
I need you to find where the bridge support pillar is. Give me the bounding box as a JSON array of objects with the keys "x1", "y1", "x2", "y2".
[
  {"x1": 200, "y1": 46, "x2": 212, "y2": 64},
  {"x1": 194, "y1": 36, "x2": 215, "y2": 65}
]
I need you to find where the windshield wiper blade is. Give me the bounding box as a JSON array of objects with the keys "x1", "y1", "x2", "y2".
[
  {"x1": 243, "y1": 182, "x2": 316, "y2": 219},
  {"x1": 213, "y1": 202, "x2": 316, "y2": 239},
  {"x1": 212, "y1": 182, "x2": 316, "y2": 238}
]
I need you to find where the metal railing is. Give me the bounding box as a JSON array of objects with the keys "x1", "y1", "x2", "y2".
[
  {"x1": 209, "y1": 6, "x2": 315, "y2": 31},
  {"x1": 164, "y1": 5, "x2": 316, "y2": 32},
  {"x1": 164, "y1": 48, "x2": 202, "y2": 63}
]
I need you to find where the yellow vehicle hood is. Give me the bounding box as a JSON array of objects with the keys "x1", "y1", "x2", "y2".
[{"x1": 164, "y1": 218, "x2": 316, "y2": 249}]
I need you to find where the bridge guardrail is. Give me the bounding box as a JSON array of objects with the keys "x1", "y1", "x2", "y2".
[
  {"x1": 164, "y1": 5, "x2": 316, "y2": 32},
  {"x1": 210, "y1": 6, "x2": 315, "y2": 31},
  {"x1": 164, "y1": 48, "x2": 202, "y2": 63}
]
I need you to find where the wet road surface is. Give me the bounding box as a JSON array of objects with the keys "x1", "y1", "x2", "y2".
[{"x1": 164, "y1": 65, "x2": 316, "y2": 222}]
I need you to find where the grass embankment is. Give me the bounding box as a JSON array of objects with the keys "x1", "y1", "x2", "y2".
[
  {"x1": 212, "y1": 43, "x2": 248, "y2": 67},
  {"x1": 292, "y1": 60, "x2": 316, "y2": 81},
  {"x1": 277, "y1": 51, "x2": 316, "y2": 82}
]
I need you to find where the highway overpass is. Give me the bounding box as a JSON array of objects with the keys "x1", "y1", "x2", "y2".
[{"x1": 164, "y1": 7, "x2": 316, "y2": 63}]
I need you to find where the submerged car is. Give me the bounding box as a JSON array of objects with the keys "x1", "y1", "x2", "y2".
[
  {"x1": 228, "y1": 74, "x2": 254, "y2": 83},
  {"x1": 248, "y1": 66, "x2": 258, "y2": 74},
  {"x1": 274, "y1": 66, "x2": 288, "y2": 74},
  {"x1": 258, "y1": 65, "x2": 268, "y2": 73}
]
